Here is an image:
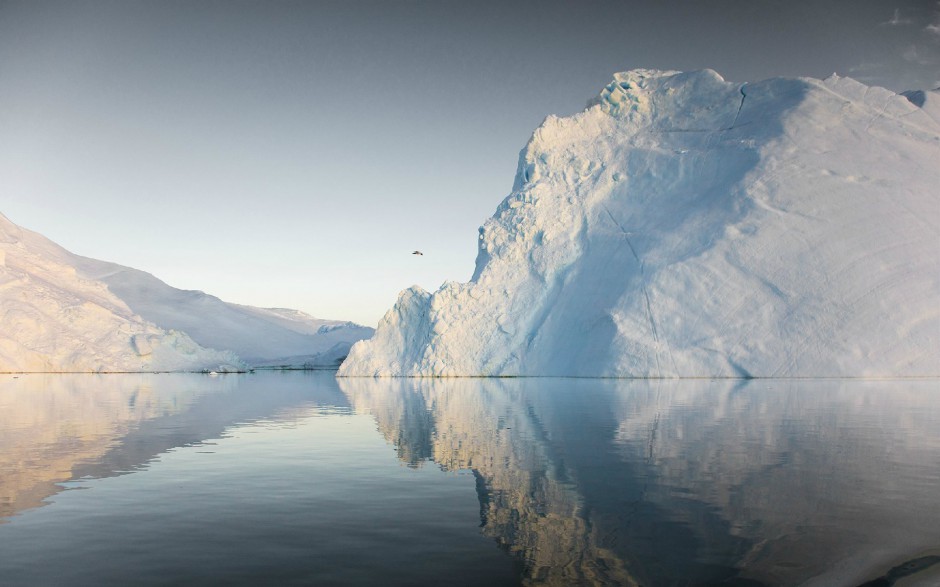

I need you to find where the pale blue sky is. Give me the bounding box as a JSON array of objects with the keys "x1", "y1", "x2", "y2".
[{"x1": 2, "y1": 0, "x2": 938, "y2": 326}]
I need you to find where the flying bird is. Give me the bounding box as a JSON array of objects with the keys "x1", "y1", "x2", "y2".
[{"x1": 412, "y1": 250, "x2": 423, "y2": 256}]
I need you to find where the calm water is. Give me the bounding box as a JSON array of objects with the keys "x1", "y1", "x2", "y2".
[{"x1": 0, "y1": 373, "x2": 938, "y2": 586}]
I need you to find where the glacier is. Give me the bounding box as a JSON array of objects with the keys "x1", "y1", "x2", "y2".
[
  {"x1": 340, "y1": 69, "x2": 940, "y2": 378},
  {"x1": 0, "y1": 213, "x2": 372, "y2": 372}
]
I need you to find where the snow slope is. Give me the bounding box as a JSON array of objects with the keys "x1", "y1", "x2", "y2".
[
  {"x1": 0, "y1": 214, "x2": 242, "y2": 372},
  {"x1": 340, "y1": 70, "x2": 940, "y2": 377},
  {"x1": 73, "y1": 257, "x2": 373, "y2": 368},
  {"x1": 0, "y1": 213, "x2": 372, "y2": 371}
]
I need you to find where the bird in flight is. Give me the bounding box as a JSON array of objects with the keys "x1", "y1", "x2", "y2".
[{"x1": 412, "y1": 250, "x2": 424, "y2": 256}]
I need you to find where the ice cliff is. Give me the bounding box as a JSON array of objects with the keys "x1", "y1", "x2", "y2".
[
  {"x1": 0, "y1": 213, "x2": 372, "y2": 372},
  {"x1": 340, "y1": 70, "x2": 940, "y2": 377}
]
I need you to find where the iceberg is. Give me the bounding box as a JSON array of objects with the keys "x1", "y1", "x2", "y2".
[
  {"x1": 0, "y1": 213, "x2": 372, "y2": 372},
  {"x1": 73, "y1": 257, "x2": 373, "y2": 369},
  {"x1": 340, "y1": 70, "x2": 940, "y2": 377}
]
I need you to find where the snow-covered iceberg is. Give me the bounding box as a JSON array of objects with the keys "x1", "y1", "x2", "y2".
[
  {"x1": 340, "y1": 70, "x2": 940, "y2": 377},
  {"x1": 0, "y1": 213, "x2": 242, "y2": 372},
  {"x1": 73, "y1": 257, "x2": 373, "y2": 369},
  {"x1": 0, "y1": 213, "x2": 372, "y2": 372}
]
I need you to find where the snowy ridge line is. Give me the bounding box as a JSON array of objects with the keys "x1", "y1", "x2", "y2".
[{"x1": 340, "y1": 69, "x2": 940, "y2": 378}]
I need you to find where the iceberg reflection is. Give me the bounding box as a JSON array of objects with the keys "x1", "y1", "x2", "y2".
[
  {"x1": 0, "y1": 372, "x2": 348, "y2": 522},
  {"x1": 338, "y1": 377, "x2": 940, "y2": 586}
]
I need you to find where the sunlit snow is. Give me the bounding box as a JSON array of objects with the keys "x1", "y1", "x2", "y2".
[{"x1": 0, "y1": 214, "x2": 372, "y2": 372}]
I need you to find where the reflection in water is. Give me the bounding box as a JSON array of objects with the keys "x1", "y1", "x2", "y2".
[
  {"x1": 3, "y1": 374, "x2": 938, "y2": 586},
  {"x1": 338, "y1": 378, "x2": 940, "y2": 587},
  {"x1": 0, "y1": 373, "x2": 521, "y2": 587},
  {"x1": 0, "y1": 372, "x2": 348, "y2": 522}
]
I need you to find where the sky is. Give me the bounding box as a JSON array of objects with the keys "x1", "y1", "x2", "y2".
[{"x1": 1, "y1": 0, "x2": 938, "y2": 326}]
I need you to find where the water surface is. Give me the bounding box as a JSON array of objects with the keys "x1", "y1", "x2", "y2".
[{"x1": 0, "y1": 373, "x2": 937, "y2": 586}]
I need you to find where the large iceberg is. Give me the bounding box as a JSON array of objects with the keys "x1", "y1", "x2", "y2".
[
  {"x1": 340, "y1": 70, "x2": 940, "y2": 377},
  {"x1": 0, "y1": 213, "x2": 372, "y2": 372},
  {"x1": 0, "y1": 213, "x2": 241, "y2": 372},
  {"x1": 72, "y1": 257, "x2": 374, "y2": 369}
]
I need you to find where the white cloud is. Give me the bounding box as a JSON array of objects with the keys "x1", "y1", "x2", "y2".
[
  {"x1": 928, "y1": 2, "x2": 940, "y2": 36},
  {"x1": 882, "y1": 8, "x2": 913, "y2": 26},
  {"x1": 847, "y1": 62, "x2": 882, "y2": 73},
  {"x1": 903, "y1": 45, "x2": 931, "y2": 65}
]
